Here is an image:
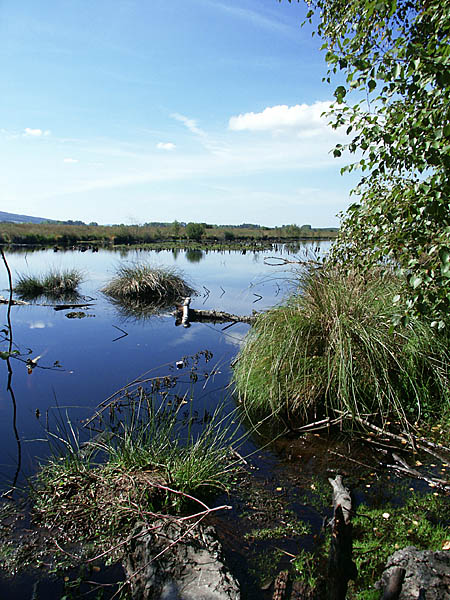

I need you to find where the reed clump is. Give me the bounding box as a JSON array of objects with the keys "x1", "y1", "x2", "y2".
[
  {"x1": 102, "y1": 263, "x2": 194, "y2": 306},
  {"x1": 14, "y1": 268, "x2": 83, "y2": 300},
  {"x1": 32, "y1": 396, "x2": 238, "y2": 544},
  {"x1": 233, "y1": 267, "x2": 450, "y2": 428}
]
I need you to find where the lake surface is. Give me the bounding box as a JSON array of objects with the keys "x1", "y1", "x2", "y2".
[
  {"x1": 0, "y1": 243, "x2": 330, "y2": 493},
  {"x1": 1, "y1": 242, "x2": 442, "y2": 600}
]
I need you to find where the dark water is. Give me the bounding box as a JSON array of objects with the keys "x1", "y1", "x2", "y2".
[
  {"x1": 0, "y1": 243, "x2": 443, "y2": 600},
  {"x1": 0, "y1": 244, "x2": 329, "y2": 495}
]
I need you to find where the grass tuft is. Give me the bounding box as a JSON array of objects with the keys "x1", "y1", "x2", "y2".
[
  {"x1": 102, "y1": 263, "x2": 194, "y2": 310},
  {"x1": 14, "y1": 268, "x2": 83, "y2": 300},
  {"x1": 31, "y1": 394, "x2": 238, "y2": 543},
  {"x1": 233, "y1": 267, "x2": 450, "y2": 428}
]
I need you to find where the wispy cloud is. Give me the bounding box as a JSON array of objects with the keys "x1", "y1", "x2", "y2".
[
  {"x1": 170, "y1": 112, "x2": 229, "y2": 156},
  {"x1": 204, "y1": 1, "x2": 296, "y2": 38},
  {"x1": 63, "y1": 157, "x2": 79, "y2": 163},
  {"x1": 156, "y1": 142, "x2": 176, "y2": 151},
  {"x1": 24, "y1": 128, "x2": 51, "y2": 137},
  {"x1": 171, "y1": 113, "x2": 207, "y2": 138}
]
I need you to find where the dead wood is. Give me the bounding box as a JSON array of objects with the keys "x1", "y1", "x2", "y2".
[
  {"x1": 272, "y1": 570, "x2": 289, "y2": 600},
  {"x1": 388, "y1": 453, "x2": 450, "y2": 493},
  {"x1": 327, "y1": 476, "x2": 357, "y2": 600},
  {"x1": 174, "y1": 304, "x2": 256, "y2": 326},
  {"x1": 381, "y1": 567, "x2": 406, "y2": 600},
  {"x1": 0, "y1": 295, "x2": 29, "y2": 306},
  {"x1": 53, "y1": 302, "x2": 95, "y2": 311}
]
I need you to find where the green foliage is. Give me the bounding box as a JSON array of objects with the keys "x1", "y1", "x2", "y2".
[
  {"x1": 292, "y1": 549, "x2": 318, "y2": 589},
  {"x1": 350, "y1": 492, "x2": 450, "y2": 597},
  {"x1": 185, "y1": 222, "x2": 205, "y2": 241},
  {"x1": 32, "y1": 397, "x2": 238, "y2": 543},
  {"x1": 171, "y1": 219, "x2": 181, "y2": 237},
  {"x1": 293, "y1": 0, "x2": 450, "y2": 325},
  {"x1": 0, "y1": 221, "x2": 338, "y2": 247},
  {"x1": 244, "y1": 520, "x2": 310, "y2": 541},
  {"x1": 233, "y1": 267, "x2": 450, "y2": 426},
  {"x1": 14, "y1": 269, "x2": 83, "y2": 300}
]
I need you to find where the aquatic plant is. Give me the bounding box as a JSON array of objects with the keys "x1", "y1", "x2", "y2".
[
  {"x1": 233, "y1": 266, "x2": 450, "y2": 428},
  {"x1": 102, "y1": 262, "x2": 194, "y2": 306},
  {"x1": 32, "y1": 393, "x2": 239, "y2": 544},
  {"x1": 14, "y1": 268, "x2": 83, "y2": 300}
]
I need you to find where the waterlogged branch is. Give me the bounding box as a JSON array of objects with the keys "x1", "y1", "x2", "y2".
[
  {"x1": 327, "y1": 475, "x2": 357, "y2": 600},
  {"x1": 263, "y1": 256, "x2": 321, "y2": 267},
  {"x1": 174, "y1": 298, "x2": 256, "y2": 327},
  {"x1": 0, "y1": 249, "x2": 22, "y2": 494},
  {"x1": 51, "y1": 477, "x2": 231, "y2": 574},
  {"x1": 109, "y1": 485, "x2": 232, "y2": 600}
]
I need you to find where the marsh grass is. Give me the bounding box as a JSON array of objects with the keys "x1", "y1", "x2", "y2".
[
  {"x1": 102, "y1": 263, "x2": 195, "y2": 311},
  {"x1": 233, "y1": 267, "x2": 450, "y2": 428},
  {"x1": 31, "y1": 392, "x2": 239, "y2": 545},
  {"x1": 14, "y1": 268, "x2": 83, "y2": 300}
]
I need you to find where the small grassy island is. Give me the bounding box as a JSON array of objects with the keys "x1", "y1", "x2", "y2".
[{"x1": 14, "y1": 268, "x2": 83, "y2": 300}]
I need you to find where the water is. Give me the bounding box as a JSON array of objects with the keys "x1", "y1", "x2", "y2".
[
  {"x1": 0, "y1": 243, "x2": 444, "y2": 600},
  {"x1": 0, "y1": 243, "x2": 329, "y2": 493}
]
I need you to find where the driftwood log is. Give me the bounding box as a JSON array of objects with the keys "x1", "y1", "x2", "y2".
[
  {"x1": 174, "y1": 298, "x2": 256, "y2": 327},
  {"x1": 0, "y1": 295, "x2": 28, "y2": 306},
  {"x1": 327, "y1": 475, "x2": 357, "y2": 600}
]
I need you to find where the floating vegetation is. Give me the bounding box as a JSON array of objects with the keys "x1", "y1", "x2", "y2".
[
  {"x1": 33, "y1": 401, "x2": 237, "y2": 540},
  {"x1": 102, "y1": 263, "x2": 195, "y2": 318},
  {"x1": 14, "y1": 268, "x2": 83, "y2": 301}
]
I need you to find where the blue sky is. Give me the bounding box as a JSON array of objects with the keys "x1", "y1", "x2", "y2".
[{"x1": 0, "y1": 0, "x2": 359, "y2": 226}]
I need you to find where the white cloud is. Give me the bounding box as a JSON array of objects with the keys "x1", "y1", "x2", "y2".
[
  {"x1": 63, "y1": 157, "x2": 79, "y2": 163},
  {"x1": 24, "y1": 128, "x2": 51, "y2": 137},
  {"x1": 24, "y1": 128, "x2": 43, "y2": 137},
  {"x1": 229, "y1": 102, "x2": 332, "y2": 135},
  {"x1": 156, "y1": 142, "x2": 176, "y2": 151},
  {"x1": 170, "y1": 112, "x2": 229, "y2": 155},
  {"x1": 171, "y1": 113, "x2": 207, "y2": 138}
]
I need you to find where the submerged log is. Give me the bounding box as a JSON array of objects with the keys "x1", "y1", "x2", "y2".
[
  {"x1": 174, "y1": 300, "x2": 257, "y2": 327},
  {"x1": 53, "y1": 302, "x2": 95, "y2": 311},
  {"x1": 327, "y1": 475, "x2": 357, "y2": 600},
  {"x1": 0, "y1": 295, "x2": 29, "y2": 306}
]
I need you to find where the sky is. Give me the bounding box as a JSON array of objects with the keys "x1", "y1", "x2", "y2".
[{"x1": 0, "y1": 0, "x2": 360, "y2": 227}]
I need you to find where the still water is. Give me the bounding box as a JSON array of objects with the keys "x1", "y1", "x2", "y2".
[{"x1": 0, "y1": 243, "x2": 330, "y2": 493}]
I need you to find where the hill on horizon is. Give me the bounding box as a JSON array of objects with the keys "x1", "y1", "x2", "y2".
[{"x1": 0, "y1": 210, "x2": 55, "y2": 224}]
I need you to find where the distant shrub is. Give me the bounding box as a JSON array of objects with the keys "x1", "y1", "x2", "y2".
[{"x1": 185, "y1": 222, "x2": 205, "y2": 241}]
